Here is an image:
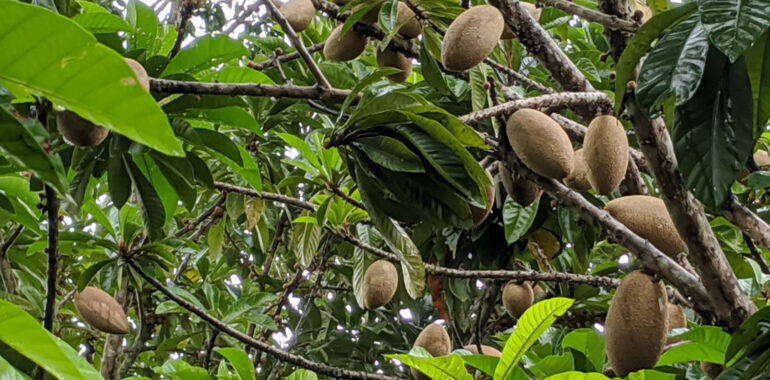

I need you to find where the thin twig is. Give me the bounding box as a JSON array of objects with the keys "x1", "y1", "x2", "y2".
[
  {"x1": 43, "y1": 185, "x2": 58, "y2": 332},
  {"x1": 249, "y1": 43, "x2": 325, "y2": 71},
  {"x1": 0, "y1": 225, "x2": 24, "y2": 295},
  {"x1": 539, "y1": 0, "x2": 638, "y2": 32},
  {"x1": 743, "y1": 232, "x2": 770, "y2": 274},
  {"x1": 169, "y1": 1, "x2": 195, "y2": 59}
]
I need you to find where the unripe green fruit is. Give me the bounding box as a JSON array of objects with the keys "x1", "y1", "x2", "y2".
[
  {"x1": 507, "y1": 109, "x2": 574, "y2": 179},
  {"x1": 604, "y1": 196, "x2": 686, "y2": 257},
  {"x1": 441, "y1": 5, "x2": 504, "y2": 72},
  {"x1": 362, "y1": 260, "x2": 398, "y2": 309},
  {"x1": 606, "y1": 271, "x2": 668, "y2": 377},
  {"x1": 502, "y1": 281, "x2": 533, "y2": 319},
  {"x1": 583, "y1": 115, "x2": 629, "y2": 195},
  {"x1": 75, "y1": 287, "x2": 130, "y2": 335},
  {"x1": 324, "y1": 25, "x2": 368, "y2": 62}
]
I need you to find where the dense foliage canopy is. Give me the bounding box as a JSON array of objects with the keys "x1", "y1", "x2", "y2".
[{"x1": 0, "y1": 0, "x2": 769, "y2": 379}]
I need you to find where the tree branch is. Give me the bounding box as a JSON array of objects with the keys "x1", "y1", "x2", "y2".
[
  {"x1": 722, "y1": 195, "x2": 770, "y2": 250},
  {"x1": 540, "y1": 0, "x2": 638, "y2": 32},
  {"x1": 150, "y1": 79, "x2": 354, "y2": 102},
  {"x1": 0, "y1": 225, "x2": 23, "y2": 295},
  {"x1": 458, "y1": 92, "x2": 611, "y2": 124},
  {"x1": 248, "y1": 43, "x2": 325, "y2": 71},
  {"x1": 43, "y1": 185, "x2": 58, "y2": 332},
  {"x1": 125, "y1": 259, "x2": 399, "y2": 380},
  {"x1": 169, "y1": 0, "x2": 195, "y2": 59}
]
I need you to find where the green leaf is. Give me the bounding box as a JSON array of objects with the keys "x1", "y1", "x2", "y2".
[
  {"x1": 636, "y1": 15, "x2": 709, "y2": 116},
  {"x1": 657, "y1": 326, "x2": 730, "y2": 366},
  {"x1": 561, "y1": 328, "x2": 606, "y2": 372},
  {"x1": 746, "y1": 171, "x2": 770, "y2": 189},
  {"x1": 0, "y1": 108, "x2": 67, "y2": 194},
  {"x1": 725, "y1": 304, "x2": 770, "y2": 362},
  {"x1": 125, "y1": 156, "x2": 166, "y2": 241},
  {"x1": 530, "y1": 353, "x2": 574, "y2": 378},
  {"x1": 77, "y1": 259, "x2": 117, "y2": 292},
  {"x1": 277, "y1": 133, "x2": 321, "y2": 169},
  {"x1": 385, "y1": 349, "x2": 473, "y2": 380},
  {"x1": 352, "y1": 224, "x2": 377, "y2": 309},
  {"x1": 746, "y1": 31, "x2": 770, "y2": 132},
  {"x1": 207, "y1": 217, "x2": 225, "y2": 260},
  {"x1": 614, "y1": 3, "x2": 697, "y2": 113},
  {"x1": 0, "y1": 355, "x2": 31, "y2": 380},
  {"x1": 469, "y1": 65, "x2": 488, "y2": 112},
  {"x1": 127, "y1": 0, "x2": 159, "y2": 53},
  {"x1": 195, "y1": 128, "x2": 243, "y2": 166},
  {"x1": 673, "y1": 49, "x2": 754, "y2": 209},
  {"x1": 545, "y1": 372, "x2": 610, "y2": 380},
  {"x1": 0, "y1": 1, "x2": 184, "y2": 157},
  {"x1": 698, "y1": 0, "x2": 770, "y2": 62},
  {"x1": 214, "y1": 348, "x2": 255, "y2": 380},
  {"x1": 108, "y1": 153, "x2": 131, "y2": 209},
  {"x1": 626, "y1": 370, "x2": 675, "y2": 380},
  {"x1": 419, "y1": 31, "x2": 453, "y2": 96},
  {"x1": 378, "y1": 0, "x2": 399, "y2": 34},
  {"x1": 292, "y1": 210, "x2": 322, "y2": 267},
  {"x1": 494, "y1": 297, "x2": 574, "y2": 380},
  {"x1": 503, "y1": 196, "x2": 539, "y2": 243},
  {"x1": 351, "y1": 136, "x2": 424, "y2": 173},
  {"x1": 184, "y1": 107, "x2": 261, "y2": 135},
  {"x1": 162, "y1": 35, "x2": 248, "y2": 77},
  {"x1": 151, "y1": 152, "x2": 196, "y2": 210},
  {"x1": 74, "y1": 12, "x2": 133, "y2": 33},
  {"x1": 460, "y1": 354, "x2": 499, "y2": 377},
  {"x1": 339, "y1": 67, "x2": 401, "y2": 117},
  {"x1": 0, "y1": 191, "x2": 14, "y2": 214},
  {"x1": 0, "y1": 300, "x2": 104, "y2": 380},
  {"x1": 285, "y1": 369, "x2": 318, "y2": 380}
]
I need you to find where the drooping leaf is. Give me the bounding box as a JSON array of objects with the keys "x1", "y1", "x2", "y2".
[
  {"x1": 73, "y1": 12, "x2": 133, "y2": 33},
  {"x1": 503, "y1": 196, "x2": 539, "y2": 244},
  {"x1": 657, "y1": 326, "x2": 730, "y2": 366},
  {"x1": 127, "y1": 0, "x2": 160, "y2": 53},
  {"x1": 125, "y1": 156, "x2": 166, "y2": 241},
  {"x1": 195, "y1": 128, "x2": 244, "y2": 166},
  {"x1": 0, "y1": 1, "x2": 184, "y2": 157},
  {"x1": 214, "y1": 348, "x2": 255, "y2": 380},
  {"x1": 351, "y1": 136, "x2": 424, "y2": 173},
  {"x1": 207, "y1": 217, "x2": 225, "y2": 260},
  {"x1": 162, "y1": 35, "x2": 249, "y2": 77},
  {"x1": 292, "y1": 210, "x2": 322, "y2": 267},
  {"x1": 673, "y1": 49, "x2": 754, "y2": 209},
  {"x1": 698, "y1": 0, "x2": 770, "y2": 62},
  {"x1": 746, "y1": 31, "x2": 770, "y2": 132}
]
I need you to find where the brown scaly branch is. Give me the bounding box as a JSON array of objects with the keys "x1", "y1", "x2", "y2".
[
  {"x1": 214, "y1": 182, "x2": 316, "y2": 211},
  {"x1": 722, "y1": 195, "x2": 770, "y2": 250},
  {"x1": 150, "y1": 79, "x2": 354, "y2": 102},
  {"x1": 458, "y1": 92, "x2": 611, "y2": 124},
  {"x1": 169, "y1": 0, "x2": 196, "y2": 59},
  {"x1": 484, "y1": 59, "x2": 555, "y2": 94},
  {"x1": 126, "y1": 258, "x2": 399, "y2": 380},
  {"x1": 262, "y1": 0, "x2": 332, "y2": 90},
  {"x1": 327, "y1": 184, "x2": 365, "y2": 210},
  {"x1": 173, "y1": 196, "x2": 226, "y2": 238},
  {"x1": 625, "y1": 95, "x2": 755, "y2": 327},
  {"x1": 743, "y1": 232, "x2": 770, "y2": 274},
  {"x1": 540, "y1": 0, "x2": 638, "y2": 32},
  {"x1": 248, "y1": 43, "x2": 325, "y2": 71},
  {"x1": 0, "y1": 225, "x2": 23, "y2": 295}
]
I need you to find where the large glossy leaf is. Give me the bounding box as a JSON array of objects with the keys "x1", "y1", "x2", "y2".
[
  {"x1": 636, "y1": 15, "x2": 709, "y2": 116},
  {"x1": 292, "y1": 212, "x2": 322, "y2": 268},
  {"x1": 162, "y1": 35, "x2": 249, "y2": 77},
  {"x1": 494, "y1": 298, "x2": 575, "y2": 380},
  {"x1": 127, "y1": 0, "x2": 160, "y2": 53},
  {"x1": 0, "y1": 300, "x2": 104, "y2": 380},
  {"x1": 561, "y1": 328, "x2": 606, "y2": 372},
  {"x1": 351, "y1": 136, "x2": 424, "y2": 173},
  {"x1": 614, "y1": 3, "x2": 697, "y2": 113},
  {"x1": 673, "y1": 49, "x2": 754, "y2": 209},
  {"x1": 126, "y1": 156, "x2": 166, "y2": 241},
  {"x1": 0, "y1": 108, "x2": 67, "y2": 194},
  {"x1": 214, "y1": 348, "x2": 255, "y2": 380},
  {"x1": 530, "y1": 353, "x2": 574, "y2": 378},
  {"x1": 0, "y1": 1, "x2": 184, "y2": 157},
  {"x1": 657, "y1": 326, "x2": 730, "y2": 366},
  {"x1": 698, "y1": 0, "x2": 770, "y2": 62},
  {"x1": 385, "y1": 349, "x2": 473, "y2": 380},
  {"x1": 746, "y1": 31, "x2": 770, "y2": 132},
  {"x1": 73, "y1": 12, "x2": 133, "y2": 33},
  {"x1": 503, "y1": 196, "x2": 539, "y2": 244}
]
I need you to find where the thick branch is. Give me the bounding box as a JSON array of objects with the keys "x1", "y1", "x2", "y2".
[
  {"x1": 126, "y1": 259, "x2": 398, "y2": 380},
  {"x1": 459, "y1": 92, "x2": 611, "y2": 124},
  {"x1": 169, "y1": 1, "x2": 195, "y2": 59},
  {"x1": 43, "y1": 185, "x2": 58, "y2": 332},
  {"x1": 626, "y1": 96, "x2": 755, "y2": 327},
  {"x1": 540, "y1": 0, "x2": 638, "y2": 32},
  {"x1": 150, "y1": 79, "x2": 353, "y2": 102},
  {"x1": 722, "y1": 195, "x2": 770, "y2": 250}
]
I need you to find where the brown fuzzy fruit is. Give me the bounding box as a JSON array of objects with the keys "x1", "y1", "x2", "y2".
[
  {"x1": 470, "y1": 170, "x2": 496, "y2": 226},
  {"x1": 700, "y1": 362, "x2": 723, "y2": 378},
  {"x1": 507, "y1": 109, "x2": 574, "y2": 179},
  {"x1": 278, "y1": 0, "x2": 315, "y2": 32},
  {"x1": 441, "y1": 5, "x2": 504, "y2": 72},
  {"x1": 56, "y1": 111, "x2": 110, "y2": 147},
  {"x1": 463, "y1": 344, "x2": 502, "y2": 357},
  {"x1": 123, "y1": 58, "x2": 150, "y2": 92},
  {"x1": 604, "y1": 196, "x2": 686, "y2": 257},
  {"x1": 74, "y1": 287, "x2": 130, "y2": 335},
  {"x1": 353, "y1": 1, "x2": 381, "y2": 24},
  {"x1": 362, "y1": 260, "x2": 398, "y2": 309},
  {"x1": 412, "y1": 323, "x2": 452, "y2": 379},
  {"x1": 564, "y1": 149, "x2": 592, "y2": 191},
  {"x1": 324, "y1": 25, "x2": 368, "y2": 62},
  {"x1": 583, "y1": 115, "x2": 629, "y2": 195},
  {"x1": 498, "y1": 161, "x2": 542, "y2": 206},
  {"x1": 532, "y1": 283, "x2": 545, "y2": 297},
  {"x1": 396, "y1": 2, "x2": 421, "y2": 38},
  {"x1": 501, "y1": 2, "x2": 541, "y2": 39},
  {"x1": 376, "y1": 47, "x2": 412, "y2": 83},
  {"x1": 606, "y1": 271, "x2": 668, "y2": 377},
  {"x1": 502, "y1": 281, "x2": 534, "y2": 319},
  {"x1": 666, "y1": 303, "x2": 687, "y2": 343}
]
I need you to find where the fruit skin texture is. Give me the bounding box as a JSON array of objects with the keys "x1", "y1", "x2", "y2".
[
  {"x1": 353, "y1": 2, "x2": 381, "y2": 24},
  {"x1": 498, "y1": 161, "x2": 542, "y2": 206},
  {"x1": 376, "y1": 48, "x2": 412, "y2": 83},
  {"x1": 324, "y1": 25, "x2": 368, "y2": 62},
  {"x1": 463, "y1": 344, "x2": 502, "y2": 357},
  {"x1": 123, "y1": 58, "x2": 150, "y2": 92},
  {"x1": 470, "y1": 170, "x2": 496, "y2": 226},
  {"x1": 606, "y1": 271, "x2": 668, "y2": 377},
  {"x1": 666, "y1": 303, "x2": 687, "y2": 343},
  {"x1": 56, "y1": 111, "x2": 110, "y2": 147},
  {"x1": 74, "y1": 287, "x2": 130, "y2": 335},
  {"x1": 564, "y1": 148, "x2": 592, "y2": 191},
  {"x1": 412, "y1": 323, "x2": 451, "y2": 379},
  {"x1": 502, "y1": 281, "x2": 534, "y2": 319},
  {"x1": 604, "y1": 196, "x2": 686, "y2": 257},
  {"x1": 441, "y1": 5, "x2": 504, "y2": 72},
  {"x1": 583, "y1": 115, "x2": 629, "y2": 195},
  {"x1": 362, "y1": 260, "x2": 399, "y2": 309},
  {"x1": 501, "y1": 2, "x2": 541, "y2": 39},
  {"x1": 278, "y1": 0, "x2": 315, "y2": 32},
  {"x1": 396, "y1": 2, "x2": 421, "y2": 38},
  {"x1": 507, "y1": 109, "x2": 575, "y2": 179}
]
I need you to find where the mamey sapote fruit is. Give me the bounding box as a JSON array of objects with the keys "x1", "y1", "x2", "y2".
[
  {"x1": 507, "y1": 109, "x2": 574, "y2": 179},
  {"x1": 278, "y1": 0, "x2": 315, "y2": 32},
  {"x1": 412, "y1": 323, "x2": 451, "y2": 379},
  {"x1": 396, "y1": 2, "x2": 421, "y2": 38},
  {"x1": 501, "y1": 2, "x2": 541, "y2": 39},
  {"x1": 470, "y1": 170, "x2": 496, "y2": 226},
  {"x1": 564, "y1": 149, "x2": 592, "y2": 191},
  {"x1": 498, "y1": 161, "x2": 542, "y2": 207},
  {"x1": 606, "y1": 271, "x2": 668, "y2": 377},
  {"x1": 353, "y1": 1, "x2": 381, "y2": 24},
  {"x1": 604, "y1": 196, "x2": 686, "y2": 257},
  {"x1": 376, "y1": 47, "x2": 412, "y2": 83},
  {"x1": 74, "y1": 287, "x2": 130, "y2": 335},
  {"x1": 463, "y1": 344, "x2": 502, "y2": 357},
  {"x1": 583, "y1": 115, "x2": 629, "y2": 195},
  {"x1": 666, "y1": 303, "x2": 687, "y2": 343},
  {"x1": 754, "y1": 150, "x2": 770, "y2": 167},
  {"x1": 123, "y1": 58, "x2": 150, "y2": 92},
  {"x1": 362, "y1": 260, "x2": 398, "y2": 309},
  {"x1": 532, "y1": 282, "x2": 545, "y2": 297},
  {"x1": 502, "y1": 281, "x2": 534, "y2": 319},
  {"x1": 56, "y1": 111, "x2": 110, "y2": 147},
  {"x1": 441, "y1": 5, "x2": 504, "y2": 72},
  {"x1": 324, "y1": 25, "x2": 368, "y2": 61},
  {"x1": 700, "y1": 362, "x2": 723, "y2": 378}
]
